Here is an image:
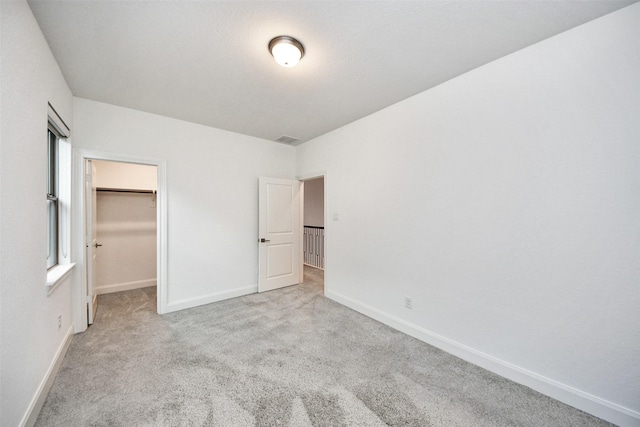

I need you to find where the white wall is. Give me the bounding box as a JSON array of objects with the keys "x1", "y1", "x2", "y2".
[
  {"x1": 0, "y1": 1, "x2": 75, "y2": 426},
  {"x1": 73, "y1": 98, "x2": 296, "y2": 311},
  {"x1": 297, "y1": 4, "x2": 640, "y2": 426},
  {"x1": 96, "y1": 191, "x2": 157, "y2": 293},
  {"x1": 303, "y1": 177, "x2": 324, "y2": 227},
  {"x1": 93, "y1": 160, "x2": 157, "y2": 191},
  {"x1": 3, "y1": 1, "x2": 637, "y2": 425}
]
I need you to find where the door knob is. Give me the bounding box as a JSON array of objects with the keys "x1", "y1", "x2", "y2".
[
  {"x1": 259, "y1": 238, "x2": 270, "y2": 243},
  {"x1": 94, "y1": 243, "x2": 103, "y2": 248}
]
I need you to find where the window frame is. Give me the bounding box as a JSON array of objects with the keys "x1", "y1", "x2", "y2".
[
  {"x1": 47, "y1": 128, "x2": 60, "y2": 269},
  {"x1": 45, "y1": 102, "x2": 74, "y2": 295}
]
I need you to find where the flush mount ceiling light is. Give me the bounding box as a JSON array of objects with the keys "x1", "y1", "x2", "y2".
[{"x1": 269, "y1": 36, "x2": 305, "y2": 68}]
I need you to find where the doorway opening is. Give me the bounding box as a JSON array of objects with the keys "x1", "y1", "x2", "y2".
[
  {"x1": 85, "y1": 159, "x2": 158, "y2": 324},
  {"x1": 92, "y1": 160, "x2": 158, "y2": 304},
  {"x1": 301, "y1": 176, "x2": 325, "y2": 294},
  {"x1": 76, "y1": 150, "x2": 167, "y2": 333}
]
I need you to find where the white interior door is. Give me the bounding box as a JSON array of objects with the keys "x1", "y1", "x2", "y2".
[
  {"x1": 85, "y1": 160, "x2": 98, "y2": 324},
  {"x1": 259, "y1": 177, "x2": 301, "y2": 292}
]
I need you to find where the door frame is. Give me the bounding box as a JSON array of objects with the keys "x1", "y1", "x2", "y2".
[
  {"x1": 85, "y1": 159, "x2": 98, "y2": 324},
  {"x1": 72, "y1": 149, "x2": 168, "y2": 333},
  {"x1": 297, "y1": 171, "x2": 327, "y2": 293}
]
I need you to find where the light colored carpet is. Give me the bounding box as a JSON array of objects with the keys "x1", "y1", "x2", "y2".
[{"x1": 35, "y1": 267, "x2": 613, "y2": 426}]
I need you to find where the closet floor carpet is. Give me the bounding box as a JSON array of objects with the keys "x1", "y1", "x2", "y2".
[{"x1": 35, "y1": 267, "x2": 612, "y2": 426}]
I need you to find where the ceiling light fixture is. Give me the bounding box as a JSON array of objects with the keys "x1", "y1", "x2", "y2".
[{"x1": 269, "y1": 36, "x2": 305, "y2": 68}]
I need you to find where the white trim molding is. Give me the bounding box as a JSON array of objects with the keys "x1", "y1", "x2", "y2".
[
  {"x1": 166, "y1": 285, "x2": 258, "y2": 313},
  {"x1": 72, "y1": 149, "x2": 168, "y2": 333},
  {"x1": 95, "y1": 279, "x2": 157, "y2": 295},
  {"x1": 19, "y1": 325, "x2": 73, "y2": 427},
  {"x1": 297, "y1": 170, "x2": 328, "y2": 295},
  {"x1": 47, "y1": 102, "x2": 70, "y2": 138},
  {"x1": 326, "y1": 289, "x2": 640, "y2": 427},
  {"x1": 45, "y1": 263, "x2": 76, "y2": 296}
]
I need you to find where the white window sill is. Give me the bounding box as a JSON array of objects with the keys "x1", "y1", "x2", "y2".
[{"x1": 46, "y1": 263, "x2": 75, "y2": 296}]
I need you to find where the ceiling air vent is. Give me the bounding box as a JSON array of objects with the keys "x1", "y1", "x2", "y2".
[{"x1": 275, "y1": 135, "x2": 300, "y2": 145}]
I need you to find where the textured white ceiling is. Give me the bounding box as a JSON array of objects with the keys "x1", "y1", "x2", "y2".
[{"x1": 28, "y1": 0, "x2": 636, "y2": 144}]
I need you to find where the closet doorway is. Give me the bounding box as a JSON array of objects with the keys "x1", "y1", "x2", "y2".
[
  {"x1": 92, "y1": 160, "x2": 158, "y2": 298},
  {"x1": 72, "y1": 150, "x2": 167, "y2": 332}
]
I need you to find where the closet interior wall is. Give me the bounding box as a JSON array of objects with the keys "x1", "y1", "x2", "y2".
[{"x1": 93, "y1": 160, "x2": 158, "y2": 294}]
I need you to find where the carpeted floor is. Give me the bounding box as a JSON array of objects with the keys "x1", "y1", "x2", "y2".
[{"x1": 35, "y1": 266, "x2": 613, "y2": 426}]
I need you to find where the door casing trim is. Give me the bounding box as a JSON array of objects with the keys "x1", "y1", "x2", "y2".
[
  {"x1": 72, "y1": 149, "x2": 168, "y2": 333},
  {"x1": 297, "y1": 171, "x2": 327, "y2": 294}
]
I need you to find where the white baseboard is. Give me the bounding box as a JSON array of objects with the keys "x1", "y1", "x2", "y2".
[
  {"x1": 20, "y1": 325, "x2": 74, "y2": 427},
  {"x1": 326, "y1": 290, "x2": 640, "y2": 427},
  {"x1": 95, "y1": 278, "x2": 156, "y2": 295},
  {"x1": 166, "y1": 285, "x2": 258, "y2": 313}
]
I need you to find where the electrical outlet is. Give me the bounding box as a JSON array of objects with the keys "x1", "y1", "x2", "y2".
[
  {"x1": 57, "y1": 315, "x2": 62, "y2": 330},
  {"x1": 404, "y1": 296, "x2": 413, "y2": 309}
]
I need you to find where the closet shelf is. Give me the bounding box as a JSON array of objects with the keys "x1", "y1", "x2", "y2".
[{"x1": 97, "y1": 187, "x2": 156, "y2": 194}]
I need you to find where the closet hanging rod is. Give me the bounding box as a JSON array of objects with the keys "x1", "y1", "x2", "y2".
[{"x1": 96, "y1": 187, "x2": 156, "y2": 194}]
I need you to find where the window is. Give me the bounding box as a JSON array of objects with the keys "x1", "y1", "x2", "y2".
[
  {"x1": 46, "y1": 102, "x2": 70, "y2": 272},
  {"x1": 45, "y1": 103, "x2": 73, "y2": 292},
  {"x1": 47, "y1": 128, "x2": 59, "y2": 269}
]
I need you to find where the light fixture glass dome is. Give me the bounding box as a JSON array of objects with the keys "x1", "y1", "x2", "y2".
[{"x1": 269, "y1": 36, "x2": 305, "y2": 68}]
